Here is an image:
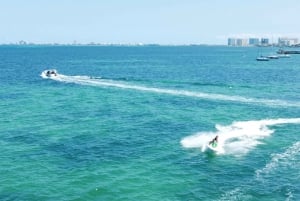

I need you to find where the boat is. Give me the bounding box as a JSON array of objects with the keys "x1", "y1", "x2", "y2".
[
  {"x1": 277, "y1": 49, "x2": 300, "y2": 54},
  {"x1": 42, "y1": 69, "x2": 58, "y2": 78},
  {"x1": 267, "y1": 55, "x2": 279, "y2": 59},
  {"x1": 277, "y1": 54, "x2": 290, "y2": 58},
  {"x1": 46, "y1": 69, "x2": 57, "y2": 77},
  {"x1": 256, "y1": 56, "x2": 269, "y2": 61}
]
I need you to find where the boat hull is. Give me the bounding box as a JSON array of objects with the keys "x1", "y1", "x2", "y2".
[{"x1": 256, "y1": 57, "x2": 269, "y2": 61}]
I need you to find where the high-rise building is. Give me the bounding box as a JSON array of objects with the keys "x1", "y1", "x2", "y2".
[
  {"x1": 249, "y1": 38, "x2": 260, "y2": 46},
  {"x1": 236, "y1": 38, "x2": 248, "y2": 46},
  {"x1": 19, "y1": 40, "x2": 27, "y2": 45},
  {"x1": 278, "y1": 37, "x2": 299, "y2": 46},
  {"x1": 261, "y1": 38, "x2": 269, "y2": 46},
  {"x1": 228, "y1": 38, "x2": 237, "y2": 46}
]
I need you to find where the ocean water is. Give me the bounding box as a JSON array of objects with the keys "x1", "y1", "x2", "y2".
[{"x1": 0, "y1": 45, "x2": 299, "y2": 201}]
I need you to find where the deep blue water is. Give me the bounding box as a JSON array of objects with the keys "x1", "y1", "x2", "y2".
[{"x1": 0, "y1": 45, "x2": 300, "y2": 200}]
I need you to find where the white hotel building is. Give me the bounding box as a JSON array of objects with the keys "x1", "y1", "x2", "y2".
[{"x1": 228, "y1": 38, "x2": 248, "y2": 46}]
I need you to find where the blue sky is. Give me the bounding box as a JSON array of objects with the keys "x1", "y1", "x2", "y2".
[{"x1": 1, "y1": 0, "x2": 300, "y2": 44}]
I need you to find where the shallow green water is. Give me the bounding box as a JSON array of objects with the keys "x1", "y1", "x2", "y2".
[{"x1": 0, "y1": 46, "x2": 299, "y2": 200}]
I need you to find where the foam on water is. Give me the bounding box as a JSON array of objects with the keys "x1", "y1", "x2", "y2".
[
  {"x1": 181, "y1": 118, "x2": 300, "y2": 156},
  {"x1": 41, "y1": 72, "x2": 300, "y2": 108},
  {"x1": 218, "y1": 187, "x2": 245, "y2": 201},
  {"x1": 219, "y1": 141, "x2": 300, "y2": 200},
  {"x1": 40, "y1": 71, "x2": 49, "y2": 79},
  {"x1": 255, "y1": 141, "x2": 300, "y2": 179}
]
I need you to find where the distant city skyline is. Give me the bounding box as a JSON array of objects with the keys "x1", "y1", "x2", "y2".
[
  {"x1": 1, "y1": 0, "x2": 300, "y2": 45},
  {"x1": 227, "y1": 37, "x2": 299, "y2": 47}
]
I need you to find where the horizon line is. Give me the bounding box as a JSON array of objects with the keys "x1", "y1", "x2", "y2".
[{"x1": 0, "y1": 42, "x2": 228, "y2": 47}]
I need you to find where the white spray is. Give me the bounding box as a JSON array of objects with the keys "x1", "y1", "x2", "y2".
[
  {"x1": 41, "y1": 72, "x2": 300, "y2": 108},
  {"x1": 181, "y1": 118, "x2": 300, "y2": 156}
]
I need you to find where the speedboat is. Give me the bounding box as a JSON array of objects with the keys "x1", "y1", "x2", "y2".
[
  {"x1": 43, "y1": 69, "x2": 57, "y2": 77},
  {"x1": 267, "y1": 55, "x2": 279, "y2": 59},
  {"x1": 256, "y1": 56, "x2": 269, "y2": 61}
]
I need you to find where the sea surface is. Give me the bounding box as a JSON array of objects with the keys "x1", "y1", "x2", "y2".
[{"x1": 0, "y1": 45, "x2": 300, "y2": 201}]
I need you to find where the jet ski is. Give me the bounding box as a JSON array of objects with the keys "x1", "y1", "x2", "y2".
[
  {"x1": 41, "y1": 69, "x2": 57, "y2": 78},
  {"x1": 45, "y1": 69, "x2": 57, "y2": 77},
  {"x1": 206, "y1": 142, "x2": 219, "y2": 152},
  {"x1": 202, "y1": 135, "x2": 224, "y2": 154}
]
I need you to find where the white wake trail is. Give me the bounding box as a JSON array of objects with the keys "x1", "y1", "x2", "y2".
[
  {"x1": 181, "y1": 118, "x2": 300, "y2": 156},
  {"x1": 218, "y1": 141, "x2": 300, "y2": 200},
  {"x1": 255, "y1": 141, "x2": 300, "y2": 179},
  {"x1": 42, "y1": 73, "x2": 300, "y2": 108}
]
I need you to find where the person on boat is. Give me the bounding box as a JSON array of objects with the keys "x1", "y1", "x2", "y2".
[{"x1": 209, "y1": 135, "x2": 218, "y2": 147}]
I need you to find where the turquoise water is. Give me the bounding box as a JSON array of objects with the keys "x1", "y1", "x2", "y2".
[{"x1": 1, "y1": 46, "x2": 300, "y2": 200}]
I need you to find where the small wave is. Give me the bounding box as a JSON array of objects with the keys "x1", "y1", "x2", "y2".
[
  {"x1": 217, "y1": 141, "x2": 300, "y2": 201},
  {"x1": 218, "y1": 187, "x2": 245, "y2": 201},
  {"x1": 181, "y1": 118, "x2": 300, "y2": 156},
  {"x1": 255, "y1": 141, "x2": 300, "y2": 179},
  {"x1": 41, "y1": 73, "x2": 300, "y2": 108}
]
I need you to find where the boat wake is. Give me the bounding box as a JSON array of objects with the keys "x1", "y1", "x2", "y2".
[
  {"x1": 41, "y1": 72, "x2": 300, "y2": 108},
  {"x1": 181, "y1": 118, "x2": 300, "y2": 156},
  {"x1": 255, "y1": 141, "x2": 300, "y2": 179},
  {"x1": 218, "y1": 140, "x2": 300, "y2": 200}
]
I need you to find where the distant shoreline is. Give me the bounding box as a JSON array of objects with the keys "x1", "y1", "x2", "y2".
[
  {"x1": 0, "y1": 43, "x2": 227, "y2": 47},
  {"x1": 1, "y1": 44, "x2": 299, "y2": 48}
]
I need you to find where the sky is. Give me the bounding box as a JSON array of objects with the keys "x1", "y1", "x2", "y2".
[{"x1": 1, "y1": 0, "x2": 300, "y2": 45}]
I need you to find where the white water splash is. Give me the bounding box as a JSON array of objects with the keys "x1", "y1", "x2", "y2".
[
  {"x1": 181, "y1": 118, "x2": 300, "y2": 156},
  {"x1": 255, "y1": 141, "x2": 300, "y2": 179},
  {"x1": 41, "y1": 72, "x2": 300, "y2": 108}
]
